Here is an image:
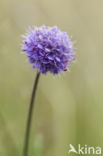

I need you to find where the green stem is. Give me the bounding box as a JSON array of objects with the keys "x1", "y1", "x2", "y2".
[{"x1": 23, "y1": 71, "x2": 40, "y2": 156}]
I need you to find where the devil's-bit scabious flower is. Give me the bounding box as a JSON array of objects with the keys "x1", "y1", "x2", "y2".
[{"x1": 22, "y1": 25, "x2": 76, "y2": 75}]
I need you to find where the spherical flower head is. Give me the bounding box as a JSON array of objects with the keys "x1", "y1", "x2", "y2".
[{"x1": 22, "y1": 25, "x2": 76, "y2": 75}]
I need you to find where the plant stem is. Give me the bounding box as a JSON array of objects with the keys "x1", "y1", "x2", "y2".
[{"x1": 23, "y1": 71, "x2": 40, "y2": 156}]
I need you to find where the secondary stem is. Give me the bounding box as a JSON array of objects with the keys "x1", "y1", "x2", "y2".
[{"x1": 23, "y1": 71, "x2": 40, "y2": 156}]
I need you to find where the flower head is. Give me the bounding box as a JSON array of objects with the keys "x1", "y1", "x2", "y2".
[{"x1": 22, "y1": 25, "x2": 76, "y2": 75}]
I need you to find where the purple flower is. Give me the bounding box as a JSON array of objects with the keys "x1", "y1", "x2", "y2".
[{"x1": 22, "y1": 25, "x2": 76, "y2": 75}]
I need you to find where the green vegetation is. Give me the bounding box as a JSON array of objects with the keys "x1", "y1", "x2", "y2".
[{"x1": 0, "y1": 0, "x2": 103, "y2": 155}]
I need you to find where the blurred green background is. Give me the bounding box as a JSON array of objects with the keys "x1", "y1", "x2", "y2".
[{"x1": 0, "y1": 0, "x2": 103, "y2": 156}]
